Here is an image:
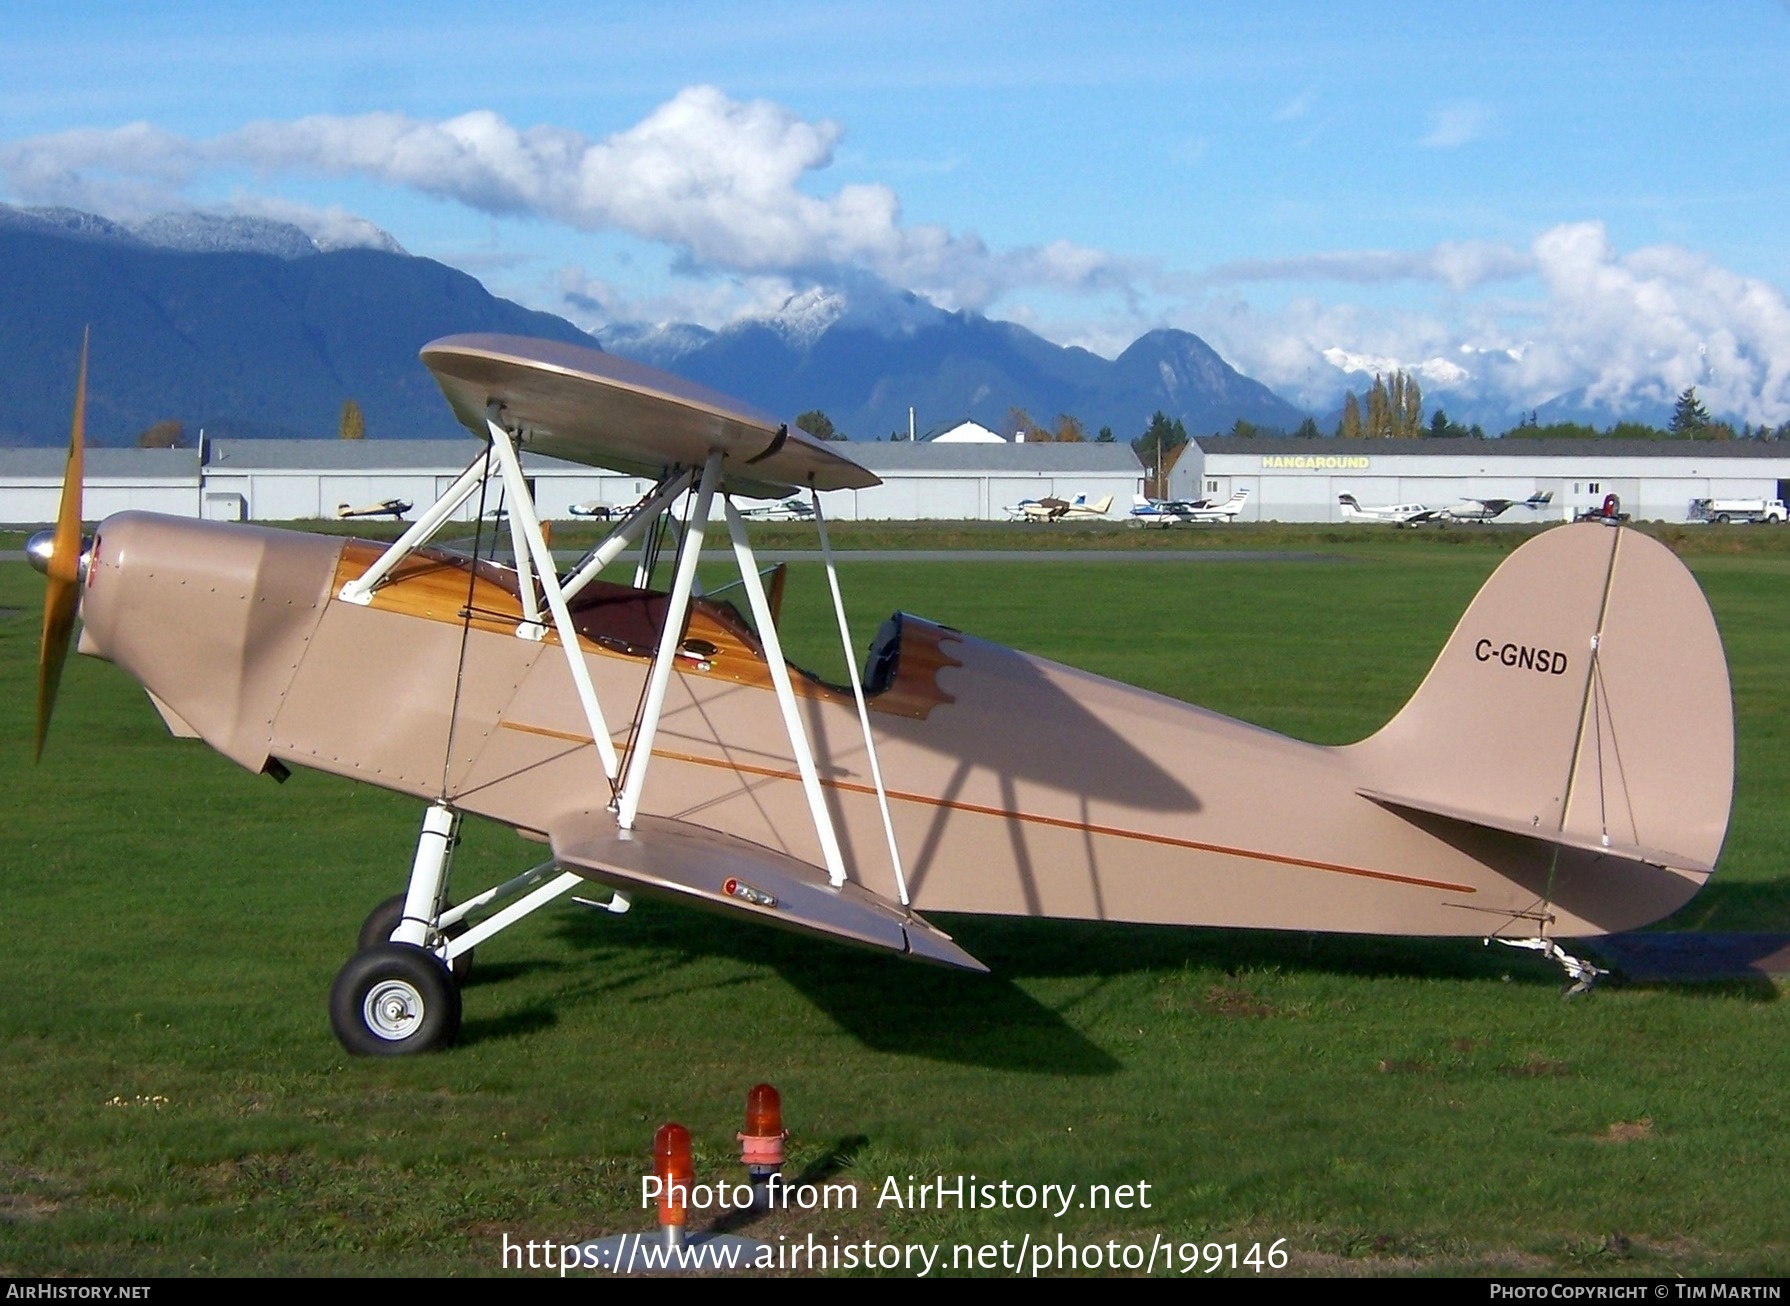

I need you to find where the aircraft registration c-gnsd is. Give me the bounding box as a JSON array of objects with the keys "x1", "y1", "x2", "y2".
[{"x1": 30, "y1": 333, "x2": 1734, "y2": 1054}]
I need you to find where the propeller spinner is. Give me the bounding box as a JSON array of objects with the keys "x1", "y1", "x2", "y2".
[{"x1": 31, "y1": 332, "x2": 91, "y2": 761}]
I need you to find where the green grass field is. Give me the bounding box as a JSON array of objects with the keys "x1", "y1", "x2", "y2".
[{"x1": 1, "y1": 526, "x2": 1786, "y2": 1277}]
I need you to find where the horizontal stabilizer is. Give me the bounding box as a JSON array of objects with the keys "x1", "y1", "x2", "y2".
[
  {"x1": 551, "y1": 814, "x2": 986, "y2": 971},
  {"x1": 1358, "y1": 787, "x2": 1714, "y2": 876}
]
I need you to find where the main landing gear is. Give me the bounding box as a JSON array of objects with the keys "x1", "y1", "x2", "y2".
[
  {"x1": 331, "y1": 802, "x2": 469, "y2": 1056},
  {"x1": 329, "y1": 801, "x2": 612, "y2": 1055}
]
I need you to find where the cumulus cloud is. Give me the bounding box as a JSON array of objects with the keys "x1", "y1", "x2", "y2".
[
  {"x1": 1188, "y1": 222, "x2": 1790, "y2": 425},
  {"x1": 1521, "y1": 221, "x2": 1790, "y2": 422},
  {"x1": 4, "y1": 93, "x2": 1786, "y2": 424},
  {"x1": 0, "y1": 87, "x2": 1123, "y2": 312}
]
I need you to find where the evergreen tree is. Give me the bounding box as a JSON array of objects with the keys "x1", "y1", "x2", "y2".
[
  {"x1": 1095, "y1": 425, "x2": 1115, "y2": 443},
  {"x1": 1293, "y1": 417, "x2": 1321, "y2": 439},
  {"x1": 1133, "y1": 411, "x2": 1189, "y2": 497},
  {"x1": 1669, "y1": 387, "x2": 1711, "y2": 437}
]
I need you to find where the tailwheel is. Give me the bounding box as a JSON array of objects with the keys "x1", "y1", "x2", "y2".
[
  {"x1": 330, "y1": 944, "x2": 461, "y2": 1056},
  {"x1": 357, "y1": 894, "x2": 474, "y2": 981}
]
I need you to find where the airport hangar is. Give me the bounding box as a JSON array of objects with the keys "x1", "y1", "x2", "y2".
[
  {"x1": 1177, "y1": 436, "x2": 1790, "y2": 523},
  {"x1": 0, "y1": 438, "x2": 1147, "y2": 523}
]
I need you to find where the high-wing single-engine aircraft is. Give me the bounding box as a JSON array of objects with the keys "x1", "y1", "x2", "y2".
[
  {"x1": 336, "y1": 497, "x2": 414, "y2": 521},
  {"x1": 30, "y1": 334, "x2": 1734, "y2": 1054},
  {"x1": 1437, "y1": 491, "x2": 1556, "y2": 523},
  {"x1": 1130, "y1": 489, "x2": 1250, "y2": 525}
]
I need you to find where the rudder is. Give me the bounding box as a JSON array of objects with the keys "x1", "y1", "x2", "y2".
[{"x1": 1348, "y1": 525, "x2": 1732, "y2": 876}]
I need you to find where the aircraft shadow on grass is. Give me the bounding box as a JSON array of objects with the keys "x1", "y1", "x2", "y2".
[{"x1": 458, "y1": 873, "x2": 1788, "y2": 1053}]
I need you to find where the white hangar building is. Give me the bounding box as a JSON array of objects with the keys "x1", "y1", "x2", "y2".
[
  {"x1": 840, "y1": 442, "x2": 1144, "y2": 520},
  {"x1": 197, "y1": 439, "x2": 1144, "y2": 523},
  {"x1": 1179, "y1": 436, "x2": 1790, "y2": 523},
  {"x1": 0, "y1": 447, "x2": 200, "y2": 520},
  {"x1": 199, "y1": 439, "x2": 659, "y2": 523},
  {"x1": 0, "y1": 438, "x2": 1145, "y2": 524}
]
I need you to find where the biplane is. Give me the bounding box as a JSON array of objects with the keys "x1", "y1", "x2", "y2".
[{"x1": 30, "y1": 334, "x2": 1733, "y2": 1054}]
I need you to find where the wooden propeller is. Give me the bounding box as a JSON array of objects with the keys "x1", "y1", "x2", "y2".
[{"x1": 35, "y1": 331, "x2": 88, "y2": 762}]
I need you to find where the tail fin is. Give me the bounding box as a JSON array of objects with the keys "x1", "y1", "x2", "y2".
[{"x1": 1349, "y1": 525, "x2": 1732, "y2": 875}]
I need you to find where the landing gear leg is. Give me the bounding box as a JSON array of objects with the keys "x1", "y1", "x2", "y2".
[{"x1": 332, "y1": 803, "x2": 467, "y2": 1055}]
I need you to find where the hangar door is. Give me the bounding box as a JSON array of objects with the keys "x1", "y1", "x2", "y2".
[{"x1": 916, "y1": 478, "x2": 981, "y2": 520}]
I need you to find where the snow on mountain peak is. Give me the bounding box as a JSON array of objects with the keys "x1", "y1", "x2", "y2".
[{"x1": 1322, "y1": 346, "x2": 1469, "y2": 388}]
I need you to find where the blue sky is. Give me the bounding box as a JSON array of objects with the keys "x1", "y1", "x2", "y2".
[{"x1": 5, "y1": 1, "x2": 1789, "y2": 422}]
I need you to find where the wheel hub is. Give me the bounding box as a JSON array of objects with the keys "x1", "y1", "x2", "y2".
[{"x1": 363, "y1": 979, "x2": 425, "y2": 1040}]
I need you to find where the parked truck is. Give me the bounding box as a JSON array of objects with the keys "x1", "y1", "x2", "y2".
[{"x1": 1689, "y1": 497, "x2": 1788, "y2": 524}]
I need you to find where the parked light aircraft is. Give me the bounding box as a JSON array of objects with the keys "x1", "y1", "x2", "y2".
[
  {"x1": 1004, "y1": 493, "x2": 1115, "y2": 522},
  {"x1": 1438, "y1": 492, "x2": 1555, "y2": 523},
  {"x1": 738, "y1": 497, "x2": 816, "y2": 522},
  {"x1": 1337, "y1": 494, "x2": 1439, "y2": 526},
  {"x1": 1339, "y1": 491, "x2": 1555, "y2": 526},
  {"x1": 31, "y1": 334, "x2": 1733, "y2": 1053},
  {"x1": 336, "y1": 498, "x2": 413, "y2": 521},
  {"x1": 1130, "y1": 489, "x2": 1250, "y2": 526}
]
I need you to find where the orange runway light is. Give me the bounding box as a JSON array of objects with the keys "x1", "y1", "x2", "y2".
[
  {"x1": 655, "y1": 1122, "x2": 694, "y2": 1231},
  {"x1": 739, "y1": 1083, "x2": 787, "y2": 1200}
]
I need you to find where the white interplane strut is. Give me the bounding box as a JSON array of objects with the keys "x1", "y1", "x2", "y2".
[
  {"x1": 616, "y1": 450, "x2": 724, "y2": 832},
  {"x1": 723, "y1": 495, "x2": 847, "y2": 888},
  {"x1": 561, "y1": 471, "x2": 694, "y2": 602},
  {"x1": 810, "y1": 489, "x2": 909, "y2": 904},
  {"x1": 337, "y1": 454, "x2": 493, "y2": 605},
  {"x1": 483, "y1": 414, "x2": 620, "y2": 781}
]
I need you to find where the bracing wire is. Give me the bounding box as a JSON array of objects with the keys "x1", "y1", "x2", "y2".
[{"x1": 440, "y1": 440, "x2": 497, "y2": 798}]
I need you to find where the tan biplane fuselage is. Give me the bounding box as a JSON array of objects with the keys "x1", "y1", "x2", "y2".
[{"x1": 78, "y1": 510, "x2": 1727, "y2": 944}]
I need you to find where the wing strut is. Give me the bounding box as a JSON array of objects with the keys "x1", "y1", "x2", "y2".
[
  {"x1": 811, "y1": 488, "x2": 910, "y2": 905},
  {"x1": 616, "y1": 450, "x2": 725, "y2": 830},
  {"x1": 720, "y1": 494, "x2": 848, "y2": 887},
  {"x1": 482, "y1": 412, "x2": 622, "y2": 782},
  {"x1": 560, "y1": 471, "x2": 694, "y2": 602}
]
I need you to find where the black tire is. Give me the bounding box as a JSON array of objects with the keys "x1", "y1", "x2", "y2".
[
  {"x1": 359, "y1": 893, "x2": 474, "y2": 981},
  {"x1": 330, "y1": 944, "x2": 462, "y2": 1056},
  {"x1": 1716, "y1": 513, "x2": 1730, "y2": 524}
]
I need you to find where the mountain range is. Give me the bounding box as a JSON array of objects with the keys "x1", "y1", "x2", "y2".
[
  {"x1": 0, "y1": 205, "x2": 591, "y2": 445},
  {"x1": 0, "y1": 203, "x2": 1294, "y2": 446},
  {"x1": 598, "y1": 286, "x2": 1305, "y2": 441}
]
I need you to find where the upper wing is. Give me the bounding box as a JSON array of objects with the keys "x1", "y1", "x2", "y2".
[{"x1": 421, "y1": 333, "x2": 879, "y2": 499}]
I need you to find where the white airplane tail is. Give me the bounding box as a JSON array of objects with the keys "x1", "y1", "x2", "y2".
[{"x1": 1349, "y1": 524, "x2": 1732, "y2": 893}]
